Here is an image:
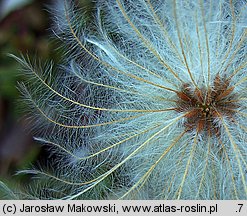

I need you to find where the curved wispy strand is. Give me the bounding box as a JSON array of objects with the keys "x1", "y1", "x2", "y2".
[{"x1": 8, "y1": 0, "x2": 247, "y2": 199}]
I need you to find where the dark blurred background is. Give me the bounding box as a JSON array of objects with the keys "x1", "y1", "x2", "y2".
[
  {"x1": 0, "y1": 0, "x2": 92, "y2": 196},
  {"x1": 0, "y1": 0, "x2": 57, "y2": 194},
  {"x1": 0, "y1": 0, "x2": 93, "y2": 197}
]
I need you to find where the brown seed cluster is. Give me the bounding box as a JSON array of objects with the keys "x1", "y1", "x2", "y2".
[{"x1": 175, "y1": 74, "x2": 238, "y2": 136}]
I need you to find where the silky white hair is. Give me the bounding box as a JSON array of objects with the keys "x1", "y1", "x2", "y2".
[{"x1": 6, "y1": 0, "x2": 247, "y2": 199}]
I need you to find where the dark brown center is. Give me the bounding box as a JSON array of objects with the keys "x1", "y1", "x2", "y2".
[{"x1": 175, "y1": 74, "x2": 238, "y2": 136}]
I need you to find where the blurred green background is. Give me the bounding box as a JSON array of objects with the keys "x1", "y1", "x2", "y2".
[
  {"x1": 0, "y1": 0, "x2": 93, "y2": 198},
  {"x1": 0, "y1": 0, "x2": 56, "y2": 197},
  {"x1": 0, "y1": 0, "x2": 91, "y2": 199}
]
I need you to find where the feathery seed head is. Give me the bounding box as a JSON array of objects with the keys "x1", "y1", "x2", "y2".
[{"x1": 6, "y1": 0, "x2": 247, "y2": 200}]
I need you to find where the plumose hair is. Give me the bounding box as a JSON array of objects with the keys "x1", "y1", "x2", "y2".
[{"x1": 5, "y1": 0, "x2": 247, "y2": 199}]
